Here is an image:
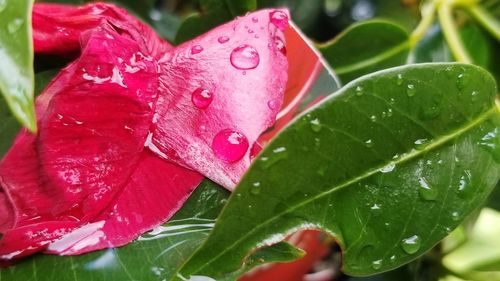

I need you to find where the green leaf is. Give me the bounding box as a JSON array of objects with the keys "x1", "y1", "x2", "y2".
[
  {"x1": 318, "y1": 20, "x2": 410, "y2": 84},
  {"x1": 174, "y1": 0, "x2": 256, "y2": 44},
  {"x1": 0, "y1": 180, "x2": 301, "y2": 280},
  {"x1": 0, "y1": 0, "x2": 36, "y2": 132},
  {"x1": 176, "y1": 63, "x2": 500, "y2": 279}
]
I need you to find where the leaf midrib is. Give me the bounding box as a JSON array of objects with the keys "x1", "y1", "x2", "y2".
[
  {"x1": 334, "y1": 41, "x2": 410, "y2": 74},
  {"x1": 184, "y1": 105, "x2": 498, "y2": 276}
]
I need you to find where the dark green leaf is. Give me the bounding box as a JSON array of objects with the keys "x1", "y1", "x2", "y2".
[
  {"x1": 0, "y1": 0, "x2": 36, "y2": 132},
  {"x1": 176, "y1": 63, "x2": 500, "y2": 279},
  {"x1": 174, "y1": 0, "x2": 256, "y2": 44},
  {"x1": 0, "y1": 180, "x2": 301, "y2": 280},
  {"x1": 318, "y1": 20, "x2": 410, "y2": 84}
]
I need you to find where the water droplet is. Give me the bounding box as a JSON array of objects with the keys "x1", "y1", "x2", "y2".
[
  {"x1": 445, "y1": 66, "x2": 454, "y2": 78},
  {"x1": 250, "y1": 142, "x2": 262, "y2": 160},
  {"x1": 365, "y1": 139, "x2": 373, "y2": 148},
  {"x1": 230, "y1": 45, "x2": 260, "y2": 70},
  {"x1": 379, "y1": 162, "x2": 395, "y2": 173},
  {"x1": 274, "y1": 36, "x2": 286, "y2": 55},
  {"x1": 401, "y1": 235, "x2": 421, "y2": 254},
  {"x1": 456, "y1": 73, "x2": 467, "y2": 90},
  {"x1": 310, "y1": 118, "x2": 321, "y2": 132},
  {"x1": 457, "y1": 170, "x2": 471, "y2": 198},
  {"x1": 269, "y1": 10, "x2": 289, "y2": 31},
  {"x1": 0, "y1": 0, "x2": 7, "y2": 13},
  {"x1": 212, "y1": 129, "x2": 249, "y2": 163},
  {"x1": 414, "y1": 138, "x2": 429, "y2": 150},
  {"x1": 370, "y1": 115, "x2": 377, "y2": 122},
  {"x1": 267, "y1": 99, "x2": 279, "y2": 110},
  {"x1": 386, "y1": 108, "x2": 393, "y2": 117},
  {"x1": 420, "y1": 104, "x2": 441, "y2": 120},
  {"x1": 396, "y1": 74, "x2": 403, "y2": 85},
  {"x1": 355, "y1": 86, "x2": 364, "y2": 96},
  {"x1": 252, "y1": 17, "x2": 259, "y2": 23},
  {"x1": 451, "y1": 211, "x2": 460, "y2": 221},
  {"x1": 478, "y1": 128, "x2": 500, "y2": 163},
  {"x1": 372, "y1": 259, "x2": 383, "y2": 270},
  {"x1": 406, "y1": 84, "x2": 416, "y2": 97},
  {"x1": 370, "y1": 203, "x2": 380, "y2": 210},
  {"x1": 390, "y1": 255, "x2": 396, "y2": 262},
  {"x1": 218, "y1": 36, "x2": 229, "y2": 44},
  {"x1": 250, "y1": 182, "x2": 262, "y2": 195},
  {"x1": 7, "y1": 18, "x2": 23, "y2": 33},
  {"x1": 247, "y1": 29, "x2": 254, "y2": 34},
  {"x1": 260, "y1": 147, "x2": 288, "y2": 169},
  {"x1": 191, "y1": 88, "x2": 213, "y2": 109},
  {"x1": 191, "y1": 45, "x2": 203, "y2": 54},
  {"x1": 418, "y1": 177, "x2": 437, "y2": 201}
]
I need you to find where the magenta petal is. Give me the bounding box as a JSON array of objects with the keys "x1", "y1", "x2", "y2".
[
  {"x1": 149, "y1": 9, "x2": 289, "y2": 189},
  {"x1": 33, "y1": 3, "x2": 172, "y2": 56},
  {"x1": 46, "y1": 151, "x2": 203, "y2": 255}
]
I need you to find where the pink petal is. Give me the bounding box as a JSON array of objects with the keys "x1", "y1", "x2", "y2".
[
  {"x1": 148, "y1": 9, "x2": 289, "y2": 189},
  {"x1": 33, "y1": 3, "x2": 172, "y2": 57},
  {"x1": 45, "y1": 151, "x2": 203, "y2": 255}
]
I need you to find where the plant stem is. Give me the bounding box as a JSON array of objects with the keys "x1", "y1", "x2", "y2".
[
  {"x1": 410, "y1": 1, "x2": 438, "y2": 46},
  {"x1": 466, "y1": 4, "x2": 500, "y2": 40},
  {"x1": 438, "y1": 0, "x2": 473, "y2": 63}
]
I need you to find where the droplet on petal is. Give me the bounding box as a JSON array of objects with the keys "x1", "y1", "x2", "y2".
[
  {"x1": 269, "y1": 10, "x2": 289, "y2": 31},
  {"x1": 274, "y1": 36, "x2": 286, "y2": 55},
  {"x1": 267, "y1": 99, "x2": 279, "y2": 110},
  {"x1": 218, "y1": 36, "x2": 229, "y2": 44},
  {"x1": 250, "y1": 142, "x2": 262, "y2": 160},
  {"x1": 191, "y1": 45, "x2": 204, "y2": 54},
  {"x1": 191, "y1": 88, "x2": 213, "y2": 109},
  {"x1": 230, "y1": 45, "x2": 260, "y2": 70},
  {"x1": 252, "y1": 17, "x2": 259, "y2": 23},
  {"x1": 212, "y1": 129, "x2": 249, "y2": 163}
]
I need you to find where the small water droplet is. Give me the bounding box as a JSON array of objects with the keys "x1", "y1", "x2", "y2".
[
  {"x1": 457, "y1": 170, "x2": 471, "y2": 198},
  {"x1": 379, "y1": 162, "x2": 395, "y2": 173},
  {"x1": 456, "y1": 73, "x2": 467, "y2": 90},
  {"x1": 386, "y1": 108, "x2": 393, "y2": 117},
  {"x1": 445, "y1": 66, "x2": 454, "y2": 78},
  {"x1": 191, "y1": 88, "x2": 213, "y2": 109},
  {"x1": 406, "y1": 84, "x2": 416, "y2": 97},
  {"x1": 355, "y1": 86, "x2": 364, "y2": 96},
  {"x1": 365, "y1": 139, "x2": 373, "y2": 148},
  {"x1": 370, "y1": 203, "x2": 380, "y2": 210},
  {"x1": 420, "y1": 105, "x2": 441, "y2": 120},
  {"x1": 370, "y1": 115, "x2": 377, "y2": 122},
  {"x1": 396, "y1": 74, "x2": 403, "y2": 85},
  {"x1": 260, "y1": 147, "x2": 288, "y2": 169},
  {"x1": 218, "y1": 36, "x2": 229, "y2": 44},
  {"x1": 390, "y1": 255, "x2": 396, "y2": 262},
  {"x1": 252, "y1": 17, "x2": 259, "y2": 23},
  {"x1": 250, "y1": 142, "x2": 262, "y2": 160},
  {"x1": 212, "y1": 129, "x2": 249, "y2": 163},
  {"x1": 310, "y1": 118, "x2": 321, "y2": 132},
  {"x1": 418, "y1": 177, "x2": 437, "y2": 201},
  {"x1": 267, "y1": 99, "x2": 279, "y2": 110},
  {"x1": 248, "y1": 29, "x2": 254, "y2": 34},
  {"x1": 191, "y1": 45, "x2": 203, "y2": 54},
  {"x1": 7, "y1": 18, "x2": 23, "y2": 33},
  {"x1": 372, "y1": 259, "x2": 382, "y2": 270},
  {"x1": 230, "y1": 45, "x2": 260, "y2": 70},
  {"x1": 401, "y1": 235, "x2": 421, "y2": 254},
  {"x1": 451, "y1": 211, "x2": 460, "y2": 221},
  {"x1": 269, "y1": 10, "x2": 289, "y2": 31},
  {"x1": 477, "y1": 128, "x2": 500, "y2": 163},
  {"x1": 250, "y1": 182, "x2": 262, "y2": 195},
  {"x1": 414, "y1": 138, "x2": 429, "y2": 150},
  {"x1": 274, "y1": 36, "x2": 286, "y2": 55}
]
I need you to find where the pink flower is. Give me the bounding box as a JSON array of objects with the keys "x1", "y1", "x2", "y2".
[{"x1": 0, "y1": 3, "x2": 288, "y2": 262}]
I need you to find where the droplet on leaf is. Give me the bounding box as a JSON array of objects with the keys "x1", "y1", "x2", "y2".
[{"x1": 401, "y1": 235, "x2": 421, "y2": 254}]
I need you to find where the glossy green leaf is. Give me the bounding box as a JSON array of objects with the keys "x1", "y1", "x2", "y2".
[
  {"x1": 0, "y1": 0, "x2": 36, "y2": 132},
  {"x1": 176, "y1": 63, "x2": 500, "y2": 279},
  {"x1": 0, "y1": 180, "x2": 301, "y2": 281},
  {"x1": 318, "y1": 20, "x2": 410, "y2": 84},
  {"x1": 174, "y1": 0, "x2": 256, "y2": 44}
]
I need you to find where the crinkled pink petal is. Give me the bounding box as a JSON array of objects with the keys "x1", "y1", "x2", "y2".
[
  {"x1": 148, "y1": 9, "x2": 289, "y2": 189},
  {"x1": 45, "y1": 151, "x2": 203, "y2": 255},
  {"x1": 33, "y1": 3, "x2": 172, "y2": 57}
]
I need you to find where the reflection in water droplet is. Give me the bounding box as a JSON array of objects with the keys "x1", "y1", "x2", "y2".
[
  {"x1": 355, "y1": 86, "x2": 364, "y2": 96},
  {"x1": 401, "y1": 235, "x2": 421, "y2": 254},
  {"x1": 379, "y1": 162, "x2": 395, "y2": 173},
  {"x1": 269, "y1": 10, "x2": 289, "y2": 31},
  {"x1": 418, "y1": 177, "x2": 437, "y2": 201},
  {"x1": 406, "y1": 84, "x2": 416, "y2": 97},
  {"x1": 191, "y1": 88, "x2": 213, "y2": 109},
  {"x1": 396, "y1": 74, "x2": 403, "y2": 85},
  {"x1": 414, "y1": 138, "x2": 429, "y2": 150},
  {"x1": 212, "y1": 129, "x2": 249, "y2": 163},
  {"x1": 372, "y1": 259, "x2": 382, "y2": 270},
  {"x1": 310, "y1": 118, "x2": 321, "y2": 132},
  {"x1": 7, "y1": 18, "x2": 23, "y2": 33},
  {"x1": 230, "y1": 45, "x2": 260, "y2": 70},
  {"x1": 218, "y1": 36, "x2": 229, "y2": 44},
  {"x1": 251, "y1": 182, "x2": 262, "y2": 195},
  {"x1": 191, "y1": 45, "x2": 203, "y2": 54}
]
